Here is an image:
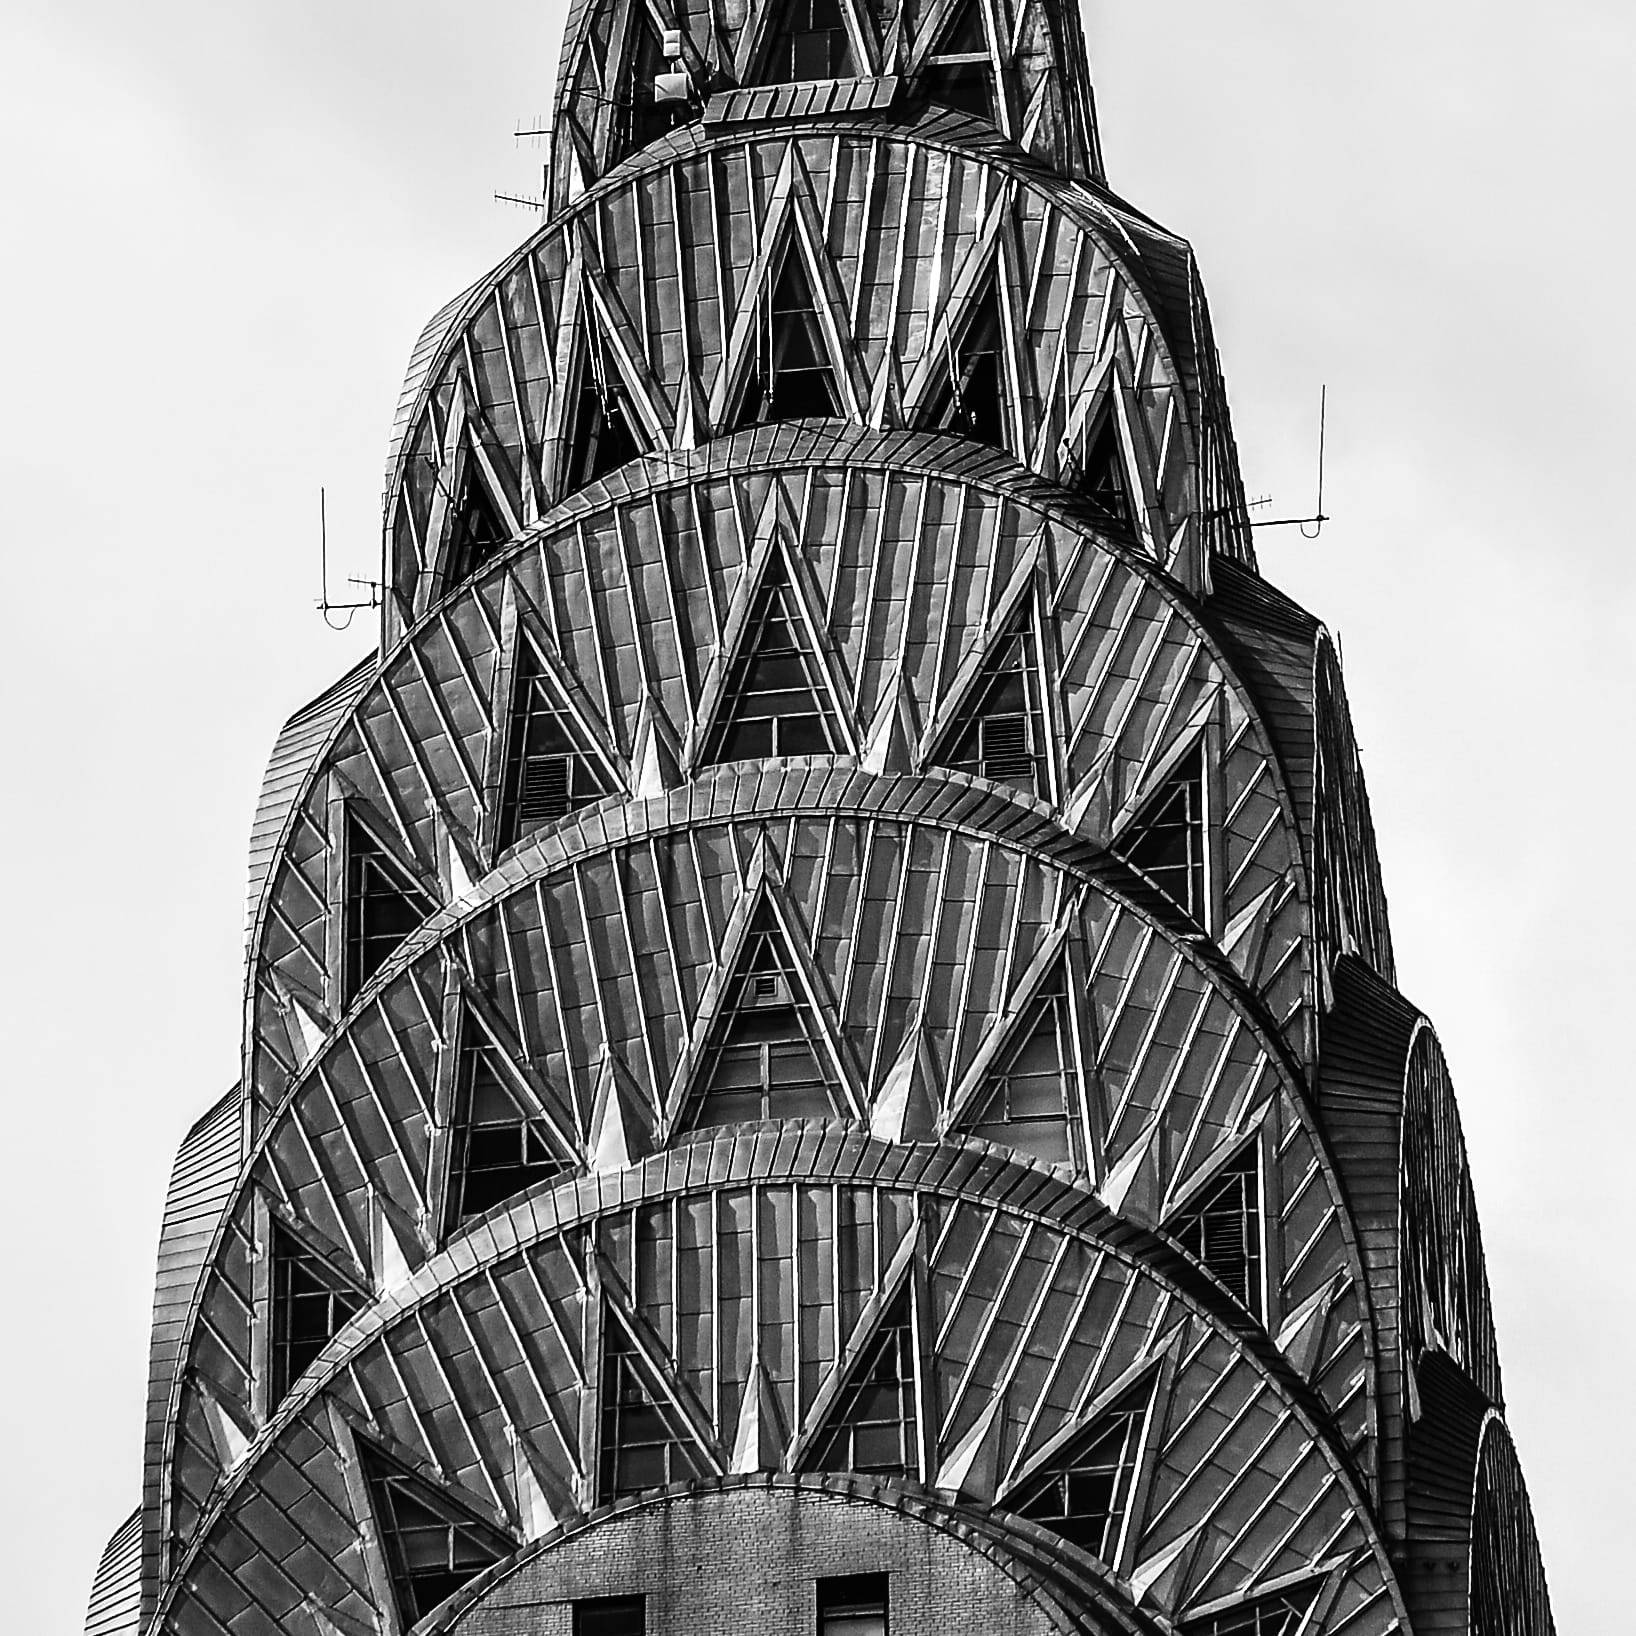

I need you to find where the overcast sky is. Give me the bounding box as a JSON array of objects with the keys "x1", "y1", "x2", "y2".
[{"x1": 2, "y1": 2, "x2": 1627, "y2": 1632}]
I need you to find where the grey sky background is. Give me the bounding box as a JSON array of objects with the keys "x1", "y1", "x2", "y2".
[{"x1": 2, "y1": 2, "x2": 1627, "y2": 1631}]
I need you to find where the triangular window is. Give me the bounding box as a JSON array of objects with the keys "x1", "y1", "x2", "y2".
[
  {"x1": 269, "y1": 1223, "x2": 364, "y2": 1406},
  {"x1": 918, "y1": 273, "x2": 1009, "y2": 449},
  {"x1": 683, "y1": 903, "x2": 841, "y2": 1131},
  {"x1": 344, "y1": 815, "x2": 436, "y2": 1000},
  {"x1": 1008, "y1": 1377, "x2": 1152, "y2": 1560},
  {"x1": 932, "y1": 605, "x2": 1049, "y2": 797},
  {"x1": 446, "y1": 465, "x2": 508, "y2": 587},
  {"x1": 919, "y1": 0, "x2": 995, "y2": 122},
  {"x1": 1179, "y1": 1586, "x2": 1317, "y2": 1636},
  {"x1": 702, "y1": 556, "x2": 841, "y2": 763},
  {"x1": 360, "y1": 1443, "x2": 512, "y2": 1627},
  {"x1": 807, "y1": 1291, "x2": 919, "y2": 1477},
  {"x1": 1167, "y1": 1144, "x2": 1263, "y2": 1317},
  {"x1": 498, "y1": 638, "x2": 616, "y2": 849},
  {"x1": 567, "y1": 326, "x2": 643, "y2": 491},
  {"x1": 446, "y1": 1012, "x2": 563, "y2": 1229},
  {"x1": 1119, "y1": 745, "x2": 1206, "y2": 920},
  {"x1": 618, "y1": 14, "x2": 692, "y2": 155},
  {"x1": 1077, "y1": 410, "x2": 1133, "y2": 531},
  {"x1": 761, "y1": 0, "x2": 857, "y2": 82},
  {"x1": 966, "y1": 963, "x2": 1076, "y2": 1165},
  {"x1": 736, "y1": 248, "x2": 843, "y2": 426},
  {"x1": 599, "y1": 1313, "x2": 708, "y2": 1499}
]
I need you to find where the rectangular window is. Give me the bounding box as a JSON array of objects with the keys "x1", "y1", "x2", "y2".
[
  {"x1": 573, "y1": 1596, "x2": 645, "y2": 1636},
  {"x1": 818, "y1": 1573, "x2": 888, "y2": 1636}
]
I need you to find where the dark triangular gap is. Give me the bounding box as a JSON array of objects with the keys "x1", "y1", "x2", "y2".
[
  {"x1": 1178, "y1": 1585, "x2": 1317, "y2": 1636},
  {"x1": 344, "y1": 815, "x2": 437, "y2": 1001},
  {"x1": 445, "y1": 464, "x2": 509, "y2": 587},
  {"x1": 683, "y1": 902, "x2": 842, "y2": 1132},
  {"x1": 269, "y1": 1223, "x2": 365, "y2": 1407},
  {"x1": 916, "y1": 270, "x2": 1009, "y2": 450},
  {"x1": 931, "y1": 605, "x2": 1048, "y2": 797},
  {"x1": 616, "y1": 9, "x2": 692, "y2": 156},
  {"x1": 735, "y1": 248, "x2": 843, "y2": 427},
  {"x1": 965, "y1": 962, "x2": 1076, "y2": 1165},
  {"x1": 701, "y1": 555, "x2": 841, "y2": 763},
  {"x1": 1118, "y1": 744, "x2": 1205, "y2": 920},
  {"x1": 445, "y1": 1007, "x2": 564, "y2": 1230},
  {"x1": 759, "y1": 0, "x2": 858, "y2": 83},
  {"x1": 1075, "y1": 408, "x2": 1134, "y2": 532},
  {"x1": 598, "y1": 1309, "x2": 710, "y2": 1499},
  {"x1": 1007, "y1": 1376, "x2": 1152, "y2": 1561},
  {"x1": 918, "y1": 0, "x2": 994, "y2": 121},
  {"x1": 805, "y1": 1290, "x2": 918, "y2": 1478},
  {"x1": 497, "y1": 637, "x2": 617, "y2": 849},
  {"x1": 359, "y1": 1442, "x2": 513, "y2": 1628},
  {"x1": 566, "y1": 322, "x2": 643, "y2": 491},
  {"x1": 1166, "y1": 1144, "x2": 1263, "y2": 1318}
]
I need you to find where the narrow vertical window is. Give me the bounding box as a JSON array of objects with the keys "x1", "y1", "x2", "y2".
[
  {"x1": 1179, "y1": 1587, "x2": 1315, "y2": 1636},
  {"x1": 966, "y1": 964, "x2": 1076, "y2": 1165},
  {"x1": 445, "y1": 466, "x2": 508, "y2": 587},
  {"x1": 1076, "y1": 411, "x2": 1133, "y2": 531},
  {"x1": 807, "y1": 1293, "x2": 918, "y2": 1477},
  {"x1": 599, "y1": 1315, "x2": 706, "y2": 1499},
  {"x1": 736, "y1": 250, "x2": 843, "y2": 426},
  {"x1": 1167, "y1": 1144, "x2": 1264, "y2": 1318},
  {"x1": 1118, "y1": 744, "x2": 1207, "y2": 921},
  {"x1": 445, "y1": 1012, "x2": 562, "y2": 1228},
  {"x1": 763, "y1": 0, "x2": 856, "y2": 82},
  {"x1": 932, "y1": 606, "x2": 1049, "y2": 797},
  {"x1": 344, "y1": 815, "x2": 435, "y2": 999},
  {"x1": 817, "y1": 1574, "x2": 888, "y2": 1636},
  {"x1": 918, "y1": 0, "x2": 995, "y2": 122},
  {"x1": 567, "y1": 328, "x2": 642, "y2": 490},
  {"x1": 683, "y1": 903, "x2": 840, "y2": 1132},
  {"x1": 702, "y1": 557, "x2": 841, "y2": 765},
  {"x1": 269, "y1": 1223, "x2": 364, "y2": 1405},
  {"x1": 918, "y1": 273, "x2": 1010, "y2": 450}
]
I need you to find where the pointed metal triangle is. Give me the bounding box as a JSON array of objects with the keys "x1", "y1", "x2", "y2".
[
  {"x1": 935, "y1": 1393, "x2": 1006, "y2": 1500},
  {"x1": 197, "y1": 1378, "x2": 252, "y2": 1468},
  {"x1": 1130, "y1": 1525, "x2": 1200, "y2": 1608},
  {"x1": 673, "y1": 377, "x2": 708, "y2": 449},
  {"x1": 870, "y1": 1025, "x2": 938, "y2": 1143},
  {"x1": 1220, "y1": 880, "x2": 1281, "y2": 966},
  {"x1": 271, "y1": 971, "x2": 330, "y2": 1067},
  {"x1": 869, "y1": 352, "x2": 906, "y2": 430},
  {"x1": 1098, "y1": 1115, "x2": 1164, "y2": 1220},
  {"x1": 588, "y1": 1053, "x2": 649, "y2": 1173},
  {"x1": 631, "y1": 694, "x2": 685, "y2": 798},
  {"x1": 730, "y1": 1358, "x2": 789, "y2": 1473},
  {"x1": 1275, "y1": 1274, "x2": 1344, "y2": 1379},
  {"x1": 303, "y1": 1598, "x2": 377, "y2": 1636},
  {"x1": 510, "y1": 1429, "x2": 565, "y2": 1542},
  {"x1": 860, "y1": 676, "x2": 918, "y2": 776},
  {"x1": 372, "y1": 1193, "x2": 421, "y2": 1291}
]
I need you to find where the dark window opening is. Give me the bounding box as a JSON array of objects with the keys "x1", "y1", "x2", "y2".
[
  {"x1": 737, "y1": 250, "x2": 843, "y2": 425},
  {"x1": 968, "y1": 964, "x2": 1075, "y2": 1165},
  {"x1": 686, "y1": 904, "x2": 838, "y2": 1131},
  {"x1": 599, "y1": 1316, "x2": 705, "y2": 1499},
  {"x1": 818, "y1": 1573, "x2": 889, "y2": 1636},
  {"x1": 446, "y1": 1014, "x2": 562, "y2": 1228},
  {"x1": 918, "y1": 275, "x2": 1009, "y2": 449},
  {"x1": 1119, "y1": 745, "x2": 1206, "y2": 920},
  {"x1": 702, "y1": 556, "x2": 840, "y2": 764},
  {"x1": 763, "y1": 0, "x2": 857, "y2": 82},
  {"x1": 1167, "y1": 1144, "x2": 1263, "y2": 1317},
  {"x1": 498, "y1": 639, "x2": 614, "y2": 848},
  {"x1": 575, "y1": 1596, "x2": 646, "y2": 1636},
  {"x1": 360, "y1": 1445, "x2": 511, "y2": 1627},
  {"x1": 269, "y1": 1223, "x2": 364, "y2": 1406},
  {"x1": 808, "y1": 1293, "x2": 918, "y2": 1477},
  {"x1": 1009, "y1": 1381, "x2": 1150, "y2": 1560},
  {"x1": 1180, "y1": 1588, "x2": 1315, "y2": 1636},
  {"x1": 933, "y1": 609, "x2": 1048, "y2": 797},
  {"x1": 344, "y1": 815, "x2": 436, "y2": 1000},
  {"x1": 446, "y1": 466, "x2": 509, "y2": 587},
  {"x1": 918, "y1": 0, "x2": 994, "y2": 121},
  {"x1": 619, "y1": 18, "x2": 692, "y2": 155},
  {"x1": 1074, "y1": 411, "x2": 1134, "y2": 532},
  {"x1": 567, "y1": 332, "x2": 643, "y2": 491}
]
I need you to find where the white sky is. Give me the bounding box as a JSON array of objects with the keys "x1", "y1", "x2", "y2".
[{"x1": 1, "y1": 2, "x2": 1627, "y2": 1631}]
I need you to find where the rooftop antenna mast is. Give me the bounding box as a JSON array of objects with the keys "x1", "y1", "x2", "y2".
[
  {"x1": 316, "y1": 487, "x2": 382, "y2": 630},
  {"x1": 1251, "y1": 385, "x2": 1330, "y2": 536},
  {"x1": 498, "y1": 117, "x2": 552, "y2": 213}
]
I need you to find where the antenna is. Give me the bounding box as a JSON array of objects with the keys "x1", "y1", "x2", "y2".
[
  {"x1": 316, "y1": 486, "x2": 382, "y2": 631},
  {"x1": 1250, "y1": 385, "x2": 1330, "y2": 536}
]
